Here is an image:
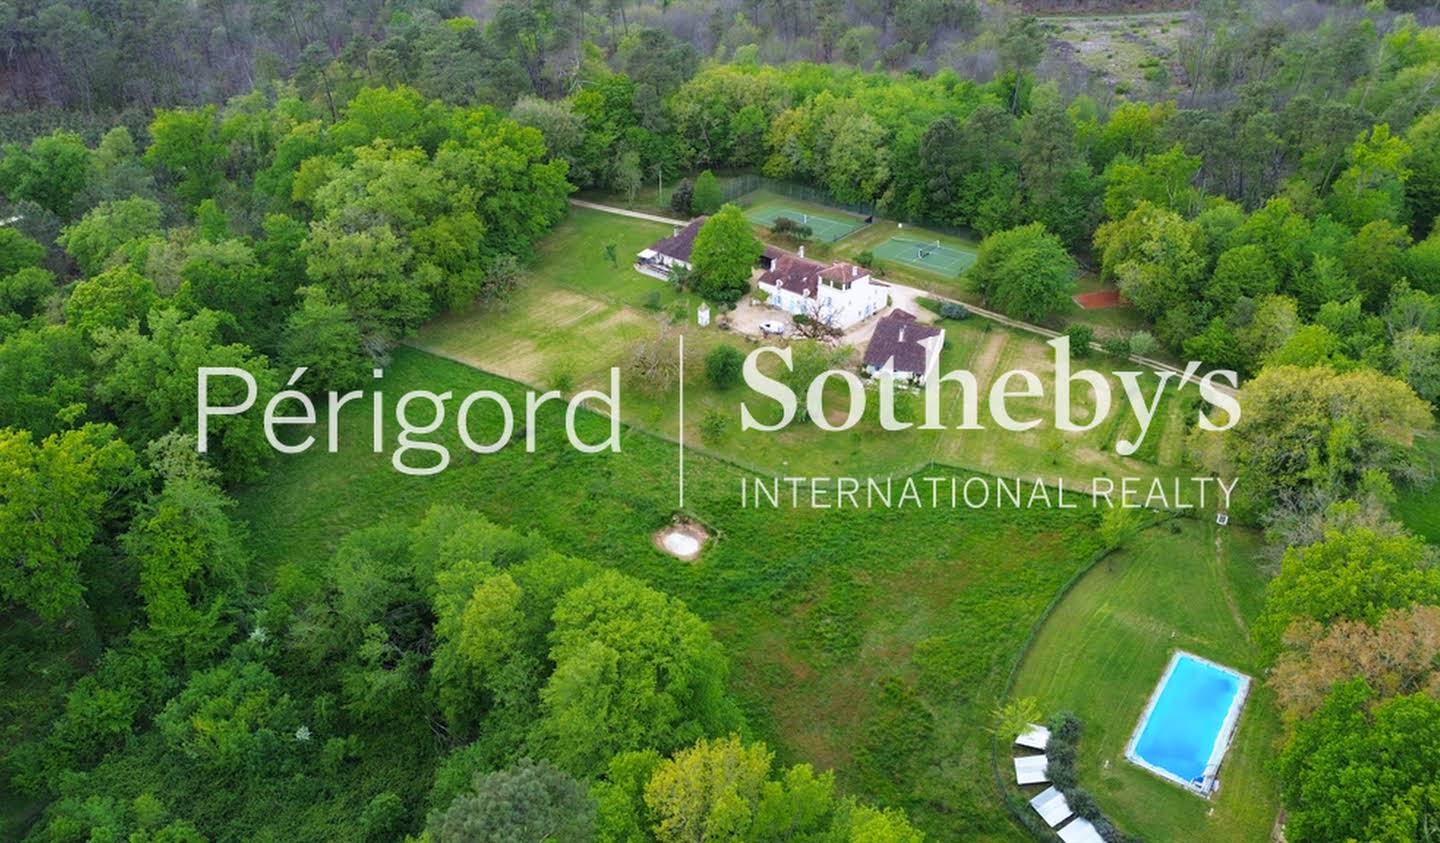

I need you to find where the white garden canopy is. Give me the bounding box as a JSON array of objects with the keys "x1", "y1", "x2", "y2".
[
  {"x1": 1013, "y1": 754, "x2": 1049, "y2": 786},
  {"x1": 1057, "y1": 817, "x2": 1106, "y2": 843},
  {"x1": 1028, "y1": 786, "x2": 1073, "y2": 828},
  {"x1": 1016, "y1": 723, "x2": 1051, "y2": 751}
]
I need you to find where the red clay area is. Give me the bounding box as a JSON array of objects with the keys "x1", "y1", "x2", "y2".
[{"x1": 1073, "y1": 288, "x2": 1125, "y2": 309}]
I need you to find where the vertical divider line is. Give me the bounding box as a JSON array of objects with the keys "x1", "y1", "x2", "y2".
[{"x1": 678, "y1": 333, "x2": 685, "y2": 510}]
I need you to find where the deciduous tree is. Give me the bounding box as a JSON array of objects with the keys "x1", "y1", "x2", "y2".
[
  {"x1": 691, "y1": 205, "x2": 761, "y2": 304},
  {"x1": 0, "y1": 424, "x2": 139, "y2": 621},
  {"x1": 968, "y1": 222, "x2": 1076, "y2": 322}
]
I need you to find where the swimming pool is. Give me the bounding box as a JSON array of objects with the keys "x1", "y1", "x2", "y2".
[{"x1": 1124, "y1": 651, "x2": 1250, "y2": 796}]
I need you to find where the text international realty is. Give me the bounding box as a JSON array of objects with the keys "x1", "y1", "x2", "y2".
[{"x1": 741, "y1": 475, "x2": 1238, "y2": 512}]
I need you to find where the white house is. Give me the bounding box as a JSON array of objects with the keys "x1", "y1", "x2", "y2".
[
  {"x1": 863, "y1": 310, "x2": 945, "y2": 385},
  {"x1": 636, "y1": 217, "x2": 706, "y2": 279},
  {"x1": 755, "y1": 249, "x2": 889, "y2": 329}
]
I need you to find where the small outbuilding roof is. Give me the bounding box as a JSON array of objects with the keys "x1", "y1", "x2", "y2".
[
  {"x1": 1013, "y1": 754, "x2": 1049, "y2": 786},
  {"x1": 1057, "y1": 817, "x2": 1106, "y2": 843},
  {"x1": 1028, "y1": 786, "x2": 1073, "y2": 828},
  {"x1": 864, "y1": 310, "x2": 943, "y2": 376},
  {"x1": 647, "y1": 217, "x2": 707, "y2": 263},
  {"x1": 1016, "y1": 724, "x2": 1051, "y2": 751}
]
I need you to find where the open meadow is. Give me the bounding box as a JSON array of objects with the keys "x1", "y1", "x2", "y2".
[{"x1": 234, "y1": 346, "x2": 1123, "y2": 842}]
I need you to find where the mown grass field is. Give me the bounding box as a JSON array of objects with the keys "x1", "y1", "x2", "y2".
[
  {"x1": 234, "y1": 346, "x2": 1124, "y2": 842},
  {"x1": 417, "y1": 207, "x2": 1209, "y2": 497},
  {"x1": 1009, "y1": 518, "x2": 1283, "y2": 841}
]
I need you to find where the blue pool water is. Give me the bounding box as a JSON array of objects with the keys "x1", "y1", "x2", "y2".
[{"x1": 1129, "y1": 653, "x2": 1246, "y2": 788}]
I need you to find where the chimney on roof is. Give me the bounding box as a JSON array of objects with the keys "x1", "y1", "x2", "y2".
[
  {"x1": 898, "y1": 325, "x2": 906, "y2": 343},
  {"x1": 798, "y1": 245, "x2": 805, "y2": 258}
]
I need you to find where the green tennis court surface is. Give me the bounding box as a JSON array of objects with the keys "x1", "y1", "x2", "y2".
[
  {"x1": 744, "y1": 203, "x2": 865, "y2": 242},
  {"x1": 874, "y1": 236, "x2": 976, "y2": 275}
]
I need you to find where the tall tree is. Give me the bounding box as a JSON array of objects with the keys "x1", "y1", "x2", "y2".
[
  {"x1": 0, "y1": 424, "x2": 139, "y2": 621},
  {"x1": 968, "y1": 222, "x2": 1077, "y2": 322},
  {"x1": 533, "y1": 570, "x2": 743, "y2": 776},
  {"x1": 690, "y1": 205, "x2": 761, "y2": 304},
  {"x1": 1217, "y1": 365, "x2": 1432, "y2": 519},
  {"x1": 1256, "y1": 526, "x2": 1440, "y2": 654},
  {"x1": 429, "y1": 758, "x2": 595, "y2": 843},
  {"x1": 0, "y1": 130, "x2": 90, "y2": 219},
  {"x1": 1281, "y1": 680, "x2": 1440, "y2": 843},
  {"x1": 692, "y1": 169, "x2": 723, "y2": 215}
]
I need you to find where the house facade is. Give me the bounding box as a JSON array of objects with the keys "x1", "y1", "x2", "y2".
[
  {"x1": 636, "y1": 217, "x2": 706, "y2": 279},
  {"x1": 755, "y1": 249, "x2": 889, "y2": 329},
  {"x1": 863, "y1": 310, "x2": 945, "y2": 384}
]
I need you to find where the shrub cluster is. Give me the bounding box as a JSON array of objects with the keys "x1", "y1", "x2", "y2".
[
  {"x1": 939, "y1": 301, "x2": 970, "y2": 320},
  {"x1": 1045, "y1": 712, "x2": 1143, "y2": 843}
]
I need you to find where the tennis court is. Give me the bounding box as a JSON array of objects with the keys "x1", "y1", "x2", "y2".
[
  {"x1": 873, "y1": 236, "x2": 976, "y2": 275},
  {"x1": 744, "y1": 203, "x2": 865, "y2": 242}
]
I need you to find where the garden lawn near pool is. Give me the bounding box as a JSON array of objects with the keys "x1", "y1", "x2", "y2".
[
  {"x1": 1009, "y1": 518, "x2": 1282, "y2": 841},
  {"x1": 234, "y1": 346, "x2": 1113, "y2": 842}
]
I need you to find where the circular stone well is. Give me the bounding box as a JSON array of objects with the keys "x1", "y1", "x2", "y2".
[{"x1": 654, "y1": 519, "x2": 710, "y2": 561}]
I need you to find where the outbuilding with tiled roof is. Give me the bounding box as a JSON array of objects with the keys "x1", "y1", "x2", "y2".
[{"x1": 863, "y1": 309, "x2": 945, "y2": 384}]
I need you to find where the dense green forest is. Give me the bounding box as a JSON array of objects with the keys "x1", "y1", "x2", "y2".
[{"x1": 3, "y1": 0, "x2": 1440, "y2": 840}]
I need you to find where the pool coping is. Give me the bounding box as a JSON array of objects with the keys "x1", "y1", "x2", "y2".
[{"x1": 1122, "y1": 649, "x2": 1251, "y2": 798}]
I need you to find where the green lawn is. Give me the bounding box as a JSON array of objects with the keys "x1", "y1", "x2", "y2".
[
  {"x1": 1009, "y1": 518, "x2": 1283, "y2": 842},
  {"x1": 233, "y1": 345, "x2": 1123, "y2": 842},
  {"x1": 416, "y1": 208, "x2": 1211, "y2": 497},
  {"x1": 1397, "y1": 432, "x2": 1440, "y2": 545}
]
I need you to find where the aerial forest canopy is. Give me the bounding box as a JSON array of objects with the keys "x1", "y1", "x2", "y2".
[{"x1": 2, "y1": 0, "x2": 1440, "y2": 840}]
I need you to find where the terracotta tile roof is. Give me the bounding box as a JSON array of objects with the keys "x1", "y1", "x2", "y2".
[
  {"x1": 864, "y1": 310, "x2": 942, "y2": 375},
  {"x1": 649, "y1": 217, "x2": 707, "y2": 262},
  {"x1": 818, "y1": 262, "x2": 867, "y2": 288},
  {"x1": 758, "y1": 253, "x2": 826, "y2": 299}
]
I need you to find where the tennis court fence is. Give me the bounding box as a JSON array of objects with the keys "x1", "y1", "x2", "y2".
[{"x1": 719, "y1": 174, "x2": 977, "y2": 241}]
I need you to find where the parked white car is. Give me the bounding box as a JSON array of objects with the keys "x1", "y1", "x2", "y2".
[{"x1": 759, "y1": 320, "x2": 786, "y2": 336}]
